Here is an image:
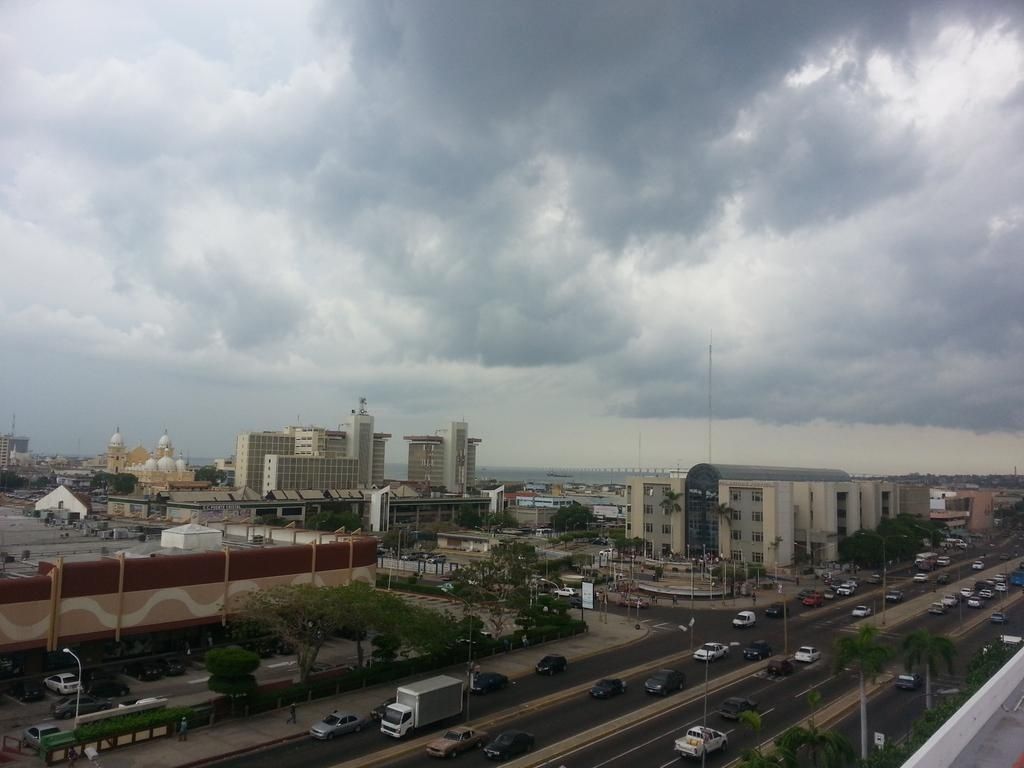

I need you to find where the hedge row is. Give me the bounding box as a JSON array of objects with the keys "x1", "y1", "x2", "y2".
[{"x1": 73, "y1": 706, "x2": 196, "y2": 743}]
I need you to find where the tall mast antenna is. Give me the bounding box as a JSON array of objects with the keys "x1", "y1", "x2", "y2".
[{"x1": 708, "y1": 330, "x2": 713, "y2": 464}]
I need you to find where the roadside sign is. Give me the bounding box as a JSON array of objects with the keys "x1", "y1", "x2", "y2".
[
  {"x1": 874, "y1": 732, "x2": 885, "y2": 748},
  {"x1": 582, "y1": 581, "x2": 595, "y2": 610}
]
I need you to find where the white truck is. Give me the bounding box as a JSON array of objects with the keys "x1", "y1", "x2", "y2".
[
  {"x1": 675, "y1": 726, "x2": 728, "y2": 759},
  {"x1": 380, "y1": 675, "x2": 464, "y2": 738}
]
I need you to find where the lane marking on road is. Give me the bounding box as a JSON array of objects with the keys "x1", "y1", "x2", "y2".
[
  {"x1": 652, "y1": 622, "x2": 675, "y2": 630},
  {"x1": 188, "y1": 675, "x2": 210, "y2": 684},
  {"x1": 795, "y1": 675, "x2": 836, "y2": 699},
  {"x1": 267, "y1": 661, "x2": 295, "y2": 668}
]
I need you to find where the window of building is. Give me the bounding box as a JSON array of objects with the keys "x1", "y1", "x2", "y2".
[
  {"x1": 751, "y1": 510, "x2": 763, "y2": 522},
  {"x1": 645, "y1": 522, "x2": 653, "y2": 533},
  {"x1": 732, "y1": 550, "x2": 744, "y2": 562},
  {"x1": 646, "y1": 486, "x2": 655, "y2": 497},
  {"x1": 731, "y1": 529, "x2": 742, "y2": 541},
  {"x1": 644, "y1": 504, "x2": 653, "y2": 515},
  {"x1": 752, "y1": 531, "x2": 763, "y2": 542},
  {"x1": 662, "y1": 524, "x2": 672, "y2": 534},
  {"x1": 731, "y1": 491, "x2": 741, "y2": 502},
  {"x1": 752, "y1": 490, "x2": 762, "y2": 502},
  {"x1": 732, "y1": 509, "x2": 742, "y2": 521},
  {"x1": 751, "y1": 551, "x2": 764, "y2": 563},
  {"x1": 837, "y1": 509, "x2": 846, "y2": 519}
]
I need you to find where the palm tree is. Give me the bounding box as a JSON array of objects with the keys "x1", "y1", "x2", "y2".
[
  {"x1": 902, "y1": 629, "x2": 956, "y2": 710},
  {"x1": 776, "y1": 691, "x2": 856, "y2": 768},
  {"x1": 834, "y1": 624, "x2": 891, "y2": 760},
  {"x1": 736, "y1": 710, "x2": 784, "y2": 767},
  {"x1": 660, "y1": 488, "x2": 682, "y2": 516}
]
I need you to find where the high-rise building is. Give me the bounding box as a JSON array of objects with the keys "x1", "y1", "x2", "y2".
[
  {"x1": 404, "y1": 421, "x2": 482, "y2": 493},
  {"x1": 235, "y1": 431, "x2": 296, "y2": 491},
  {"x1": 263, "y1": 454, "x2": 359, "y2": 495},
  {"x1": 0, "y1": 436, "x2": 11, "y2": 471}
]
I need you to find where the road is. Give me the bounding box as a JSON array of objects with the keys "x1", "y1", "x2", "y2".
[{"x1": 206, "y1": 539, "x2": 1021, "y2": 768}]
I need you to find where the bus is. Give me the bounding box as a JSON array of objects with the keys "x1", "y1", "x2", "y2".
[{"x1": 915, "y1": 552, "x2": 939, "y2": 571}]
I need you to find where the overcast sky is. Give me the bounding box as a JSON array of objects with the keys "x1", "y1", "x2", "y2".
[{"x1": 2, "y1": 1, "x2": 1023, "y2": 474}]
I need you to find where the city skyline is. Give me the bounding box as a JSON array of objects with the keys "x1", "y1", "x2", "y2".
[{"x1": 2, "y1": 2, "x2": 1023, "y2": 475}]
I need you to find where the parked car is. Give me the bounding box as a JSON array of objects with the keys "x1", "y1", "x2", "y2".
[
  {"x1": 895, "y1": 673, "x2": 922, "y2": 691},
  {"x1": 154, "y1": 657, "x2": 187, "y2": 676},
  {"x1": 123, "y1": 661, "x2": 163, "y2": 681},
  {"x1": 795, "y1": 646, "x2": 821, "y2": 663},
  {"x1": 885, "y1": 590, "x2": 904, "y2": 603},
  {"x1": 43, "y1": 673, "x2": 80, "y2": 695},
  {"x1": 991, "y1": 612, "x2": 1010, "y2": 624},
  {"x1": 9, "y1": 679, "x2": 46, "y2": 702},
  {"x1": 694, "y1": 642, "x2": 730, "y2": 662},
  {"x1": 852, "y1": 605, "x2": 873, "y2": 618},
  {"x1": 589, "y1": 678, "x2": 627, "y2": 699},
  {"x1": 308, "y1": 710, "x2": 368, "y2": 740},
  {"x1": 535, "y1": 655, "x2": 567, "y2": 675},
  {"x1": 470, "y1": 672, "x2": 509, "y2": 695},
  {"x1": 21, "y1": 724, "x2": 61, "y2": 750},
  {"x1": 802, "y1": 593, "x2": 824, "y2": 607},
  {"x1": 426, "y1": 726, "x2": 488, "y2": 758},
  {"x1": 743, "y1": 640, "x2": 773, "y2": 661},
  {"x1": 732, "y1": 611, "x2": 756, "y2": 629},
  {"x1": 483, "y1": 730, "x2": 535, "y2": 761},
  {"x1": 767, "y1": 657, "x2": 795, "y2": 677},
  {"x1": 51, "y1": 695, "x2": 113, "y2": 719},
  {"x1": 644, "y1": 668, "x2": 685, "y2": 696},
  {"x1": 719, "y1": 696, "x2": 758, "y2": 720},
  {"x1": 86, "y1": 678, "x2": 130, "y2": 698},
  {"x1": 764, "y1": 602, "x2": 787, "y2": 618}
]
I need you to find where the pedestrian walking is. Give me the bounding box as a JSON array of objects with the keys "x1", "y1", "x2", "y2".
[
  {"x1": 68, "y1": 746, "x2": 79, "y2": 767},
  {"x1": 521, "y1": 633, "x2": 528, "y2": 649},
  {"x1": 178, "y1": 717, "x2": 189, "y2": 741},
  {"x1": 287, "y1": 703, "x2": 297, "y2": 724}
]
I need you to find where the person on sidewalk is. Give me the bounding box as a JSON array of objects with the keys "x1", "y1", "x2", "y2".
[
  {"x1": 287, "y1": 703, "x2": 297, "y2": 724},
  {"x1": 178, "y1": 717, "x2": 189, "y2": 742},
  {"x1": 68, "y1": 746, "x2": 78, "y2": 767}
]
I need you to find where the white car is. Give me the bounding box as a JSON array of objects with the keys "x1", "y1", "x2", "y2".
[
  {"x1": 852, "y1": 605, "x2": 873, "y2": 618},
  {"x1": 967, "y1": 596, "x2": 983, "y2": 608},
  {"x1": 44, "y1": 673, "x2": 80, "y2": 695},
  {"x1": 996, "y1": 582, "x2": 1008, "y2": 592},
  {"x1": 794, "y1": 646, "x2": 821, "y2": 663},
  {"x1": 993, "y1": 573, "x2": 1007, "y2": 583},
  {"x1": 936, "y1": 556, "x2": 951, "y2": 567},
  {"x1": 979, "y1": 589, "x2": 995, "y2": 599},
  {"x1": 553, "y1": 587, "x2": 577, "y2": 597},
  {"x1": 694, "y1": 642, "x2": 730, "y2": 662},
  {"x1": 960, "y1": 587, "x2": 975, "y2": 598},
  {"x1": 835, "y1": 585, "x2": 855, "y2": 596},
  {"x1": 972, "y1": 560, "x2": 985, "y2": 570},
  {"x1": 912, "y1": 572, "x2": 928, "y2": 583},
  {"x1": 941, "y1": 594, "x2": 959, "y2": 607}
]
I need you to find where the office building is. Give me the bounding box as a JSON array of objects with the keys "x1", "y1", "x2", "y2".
[
  {"x1": 262, "y1": 454, "x2": 359, "y2": 495},
  {"x1": 235, "y1": 431, "x2": 296, "y2": 491},
  {"x1": 404, "y1": 421, "x2": 482, "y2": 493}
]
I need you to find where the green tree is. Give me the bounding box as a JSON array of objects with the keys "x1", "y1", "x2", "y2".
[
  {"x1": 0, "y1": 471, "x2": 26, "y2": 490},
  {"x1": 455, "y1": 508, "x2": 483, "y2": 528},
  {"x1": 735, "y1": 710, "x2": 784, "y2": 767},
  {"x1": 902, "y1": 629, "x2": 956, "y2": 710},
  {"x1": 660, "y1": 490, "x2": 683, "y2": 517},
  {"x1": 205, "y1": 646, "x2": 260, "y2": 711},
  {"x1": 110, "y1": 473, "x2": 138, "y2": 494},
  {"x1": 305, "y1": 509, "x2": 363, "y2": 532},
  {"x1": 551, "y1": 502, "x2": 594, "y2": 532},
  {"x1": 452, "y1": 541, "x2": 537, "y2": 638},
  {"x1": 194, "y1": 465, "x2": 227, "y2": 484},
  {"x1": 337, "y1": 580, "x2": 405, "y2": 668},
  {"x1": 776, "y1": 690, "x2": 856, "y2": 768},
  {"x1": 834, "y1": 624, "x2": 891, "y2": 760}
]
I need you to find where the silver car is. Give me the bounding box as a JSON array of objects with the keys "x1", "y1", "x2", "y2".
[{"x1": 309, "y1": 710, "x2": 369, "y2": 740}]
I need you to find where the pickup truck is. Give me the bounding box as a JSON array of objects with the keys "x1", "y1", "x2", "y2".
[{"x1": 675, "y1": 726, "x2": 728, "y2": 759}]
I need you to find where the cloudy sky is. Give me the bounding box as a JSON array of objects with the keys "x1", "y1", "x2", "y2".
[{"x1": 2, "y1": 1, "x2": 1023, "y2": 474}]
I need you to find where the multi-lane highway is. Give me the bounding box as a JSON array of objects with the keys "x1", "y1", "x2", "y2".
[{"x1": 208, "y1": 540, "x2": 1020, "y2": 768}]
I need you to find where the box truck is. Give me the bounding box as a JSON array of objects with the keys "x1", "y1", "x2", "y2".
[{"x1": 380, "y1": 675, "x2": 464, "y2": 738}]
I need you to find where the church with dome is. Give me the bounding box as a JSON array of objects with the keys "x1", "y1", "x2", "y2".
[{"x1": 106, "y1": 428, "x2": 195, "y2": 488}]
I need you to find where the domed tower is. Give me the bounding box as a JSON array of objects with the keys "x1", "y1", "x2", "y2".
[
  {"x1": 106, "y1": 426, "x2": 126, "y2": 473},
  {"x1": 157, "y1": 430, "x2": 173, "y2": 458}
]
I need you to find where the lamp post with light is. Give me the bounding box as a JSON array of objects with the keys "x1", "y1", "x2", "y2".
[{"x1": 61, "y1": 647, "x2": 83, "y2": 725}]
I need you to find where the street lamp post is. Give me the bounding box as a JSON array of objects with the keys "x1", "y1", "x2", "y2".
[
  {"x1": 61, "y1": 647, "x2": 82, "y2": 725},
  {"x1": 701, "y1": 648, "x2": 711, "y2": 768}
]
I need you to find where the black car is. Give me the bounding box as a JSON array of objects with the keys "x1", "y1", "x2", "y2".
[
  {"x1": 644, "y1": 668, "x2": 685, "y2": 696},
  {"x1": 764, "y1": 602, "x2": 787, "y2": 618},
  {"x1": 719, "y1": 696, "x2": 758, "y2": 720},
  {"x1": 370, "y1": 697, "x2": 396, "y2": 721},
  {"x1": 51, "y1": 694, "x2": 113, "y2": 719},
  {"x1": 535, "y1": 655, "x2": 567, "y2": 675},
  {"x1": 568, "y1": 595, "x2": 583, "y2": 608},
  {"x1": 8, "y1": 679, "x2": 46, "y2": 702},
  {"x1": 154, "y1": 657, "x2": 187, "y2": 676},
  {"x1": 895, "y1": 673, "x2": 922, "y2": 690},
  {"x1": 936, "y1": 573, "x2": 952, "y2": 585},
  {"x1": 484, "y1": 730, "x2": 535, "y2": 760},
  {"x1": 742, "y1": 640, "x2": 773, "y2": 661},
  {"x1": 589, "y1": 678, "x2": 627, "y2": 699},
  {"x1": 470, "y1": 672, "x2": 509, "y2": 695},
  {"x1": 123, "y1": 661, "x2": 164, "y2": 681},
  {"x1": 86, "y1": 678, "x2": 130, "y2": 698}
]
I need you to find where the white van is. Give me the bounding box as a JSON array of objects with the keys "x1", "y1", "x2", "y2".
[{"x1": 732, "y1": 611, "x2": 756, "y2": 629}]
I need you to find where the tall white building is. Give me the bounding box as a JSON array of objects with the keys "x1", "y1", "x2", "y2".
[{"x1": 404, "y1": 421, "x2": 481, "y2": 493}]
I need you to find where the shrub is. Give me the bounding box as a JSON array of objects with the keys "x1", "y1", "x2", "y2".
[{"x1": 74, "y1": 706, "x2": 195, "y2": 742}]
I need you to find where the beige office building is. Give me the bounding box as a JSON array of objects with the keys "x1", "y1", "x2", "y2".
[
  {"x1": 262, "y1": 455, "x2": 360, "y2": 496},
  {"x1": 404, "y1": 421, "x2": 481, "y2": 493},
  {"x1": 235, "y1": 431, "x2": 296, "y2": 491}
]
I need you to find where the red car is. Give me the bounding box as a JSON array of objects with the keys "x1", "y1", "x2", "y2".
[
  {"x1": 802, "y1": 592, "x2": 824, "y2": 607},
  {"x1": 619, "y1": 596, "x2": 651, "y2": 609}
]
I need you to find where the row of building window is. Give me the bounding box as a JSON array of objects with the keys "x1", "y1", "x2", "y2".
[
  {"x1": 729, "y1": 551, "x2": 765, "y2": 563},
  {"x1": 731, "y1": 530, "x2": 764, "y2": 542},
  {"x1": 643, "y1": 523, "x2": 673, "y2": 534},
  {"x1": 730, "y1": 489, "x2": 763, "y2": 503}
]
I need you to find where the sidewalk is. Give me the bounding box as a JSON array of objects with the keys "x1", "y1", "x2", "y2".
[{"x1": 64, "y1": 611, "x2": 648, "y2": 768}]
